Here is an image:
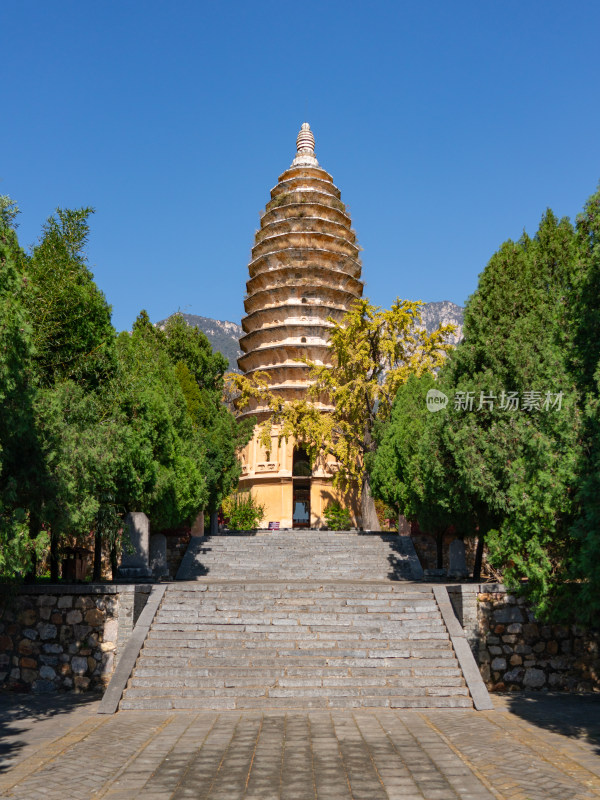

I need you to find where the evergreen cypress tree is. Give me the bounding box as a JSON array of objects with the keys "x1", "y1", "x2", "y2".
[
  {"x1": 435, "y1": 210, "x2": 582, "y2": 609},
  {"x1": 569, "y1": 187, "x2": 600, "y2": 622},
  {"x1": 0, "y1": 197, "x2": 45, "y2": 577}
]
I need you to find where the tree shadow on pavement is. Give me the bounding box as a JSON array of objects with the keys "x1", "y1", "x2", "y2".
[
  {"x1": 0, "y1": 691, "x2": 100, "y2": 773},
  {"x1": 503, "y1": 692, "x2": 600, "y2": 756}
]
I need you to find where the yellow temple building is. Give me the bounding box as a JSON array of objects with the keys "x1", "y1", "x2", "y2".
[{"x1": 237, "y1": 123, "x2": 364, "y2": 528}]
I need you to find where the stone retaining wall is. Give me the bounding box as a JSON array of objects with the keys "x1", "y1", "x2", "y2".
[
  {"x1": 449, "y1": 583, "x2": 600, "y2": 692},
  {"x1": 0, "y1": 585, "x2": 151, "y2": 694}
]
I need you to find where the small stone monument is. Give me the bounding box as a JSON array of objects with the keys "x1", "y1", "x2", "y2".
[
  {"x1": 118, "y1": 512, "x2": 152, "y2": 579},
  {"x1": 149, "y1": 533, "x2": 169, "y2": 579},
  {"x1": 397, "y1": 514, "x2": 411, "y2": 536},
  {"x1": 448, "y1": 538, "x2": 469, "y2": 579},
  {"x1": 191, "y1": 511, "x2": 205, "y2": 537}
]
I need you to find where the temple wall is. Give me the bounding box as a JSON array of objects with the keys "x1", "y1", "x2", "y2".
[{"x1": 238, "y1": 428, "x2": 360, "y2": 529}]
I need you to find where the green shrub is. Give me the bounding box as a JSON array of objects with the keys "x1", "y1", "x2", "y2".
[
  {"x1": 222, "y1": 491, "x2": 265, "y2": 530},
  {"x1": 324, "y1": 501, "x2": 352, "y2": 530}
]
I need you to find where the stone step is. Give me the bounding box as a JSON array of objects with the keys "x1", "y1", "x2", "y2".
[
  {"x1": 123, "y1": 684, "x2": 469, "y2": 699},
  {"x1": 158, "y1": 607, "x2": 440, "y2": 614},
  {"x1": 132, "y1": 654, "x2": 456, "y2": 674},
  {"x1": 148, "y1": 627, "x2": 445, "y2": 639},
  {"x1": 151, "y1": 620, "x2": 445, "y2": 632},
  {"x1": 151, "y1": 613, "x2": 444, "y2": 623},
  {"x1": 143, "y1": 634, "x2": 448, "y2": 648},
  {"x1": 130, "y1": 663, "x2": 463, "y2": 678},
  {"x1": 119, "y1": 694, "x2": 473, "y2": 711},
  {"x1": 133, "y1": 655, "x2": 457, "y2": 670},
  {"x1": 160, "y1": 598, "x2": 438, "y2": 606},
  {"x1": 145, "y1": 628, "x2": 449, "y2": 639},
  {"x1": 169, "y1": 582, "x2": 432, "y2": 590},
  {"x1": 161, "y1": 630, "x2": 447, "y2": 640},
  {"x1": 163, "y1": 588, "x2": 434, "y2": 594},
  {"x1": 127, "y1": 675, "x2": 465, "y2": 697},
  {"x1": 147, "y1": 639, "x2": 450, "y2": 649},
  {"x1": 140, "y1": 643, "x2": 449, "y2": 654}
]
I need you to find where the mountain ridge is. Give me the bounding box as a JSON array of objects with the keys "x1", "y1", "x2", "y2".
[{"x1": 157, "y1": 302, "x2": 464, "y2": 372}]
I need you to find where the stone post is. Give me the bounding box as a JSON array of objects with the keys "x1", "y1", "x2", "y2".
[
  {"x1": 118, "y1": 512, "x2": 152, "y2": 579},
  {"x1": 191, "y1": 511, "x2": 205, "y2": 537},
  {"x1": 149, "y1": 533, "x2": 169, "y2": 578},
  {"x1": 448, "y1": 538, "x2": 469, "y2": 579},
  {"x1": 397, "y1": 514, "x2": 411, "y2": 535}
]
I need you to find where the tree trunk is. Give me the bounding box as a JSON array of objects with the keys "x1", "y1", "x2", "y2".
[
  {"x1": 110, "y1": 544, "x2": 119, "y2": 581},
  {"x1": 473, "y1": 534, "x2": 485, "y2": 581},
  {"x1": 25, "y1": 509, "x2": 41, "y2": 584},
  {"x1": 93, "y1": 529, "x2": 102, "y2": 582},
  {"x1": 361, "y1": 474, "x2": 380, "y2": 531},
  {"x1": 436, "y1": 530, "x2": 444, "y2": 570},
  {"x1": 210, "y1": 512, "x2": 218, "y2": 536},
  {"x1": 50, "y1": 529, "x2": 59, "y2": 582}
]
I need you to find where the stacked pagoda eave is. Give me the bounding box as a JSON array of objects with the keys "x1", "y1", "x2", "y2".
[{"x1": 237, "y1": 123, "x2": 363, "y2": 528}]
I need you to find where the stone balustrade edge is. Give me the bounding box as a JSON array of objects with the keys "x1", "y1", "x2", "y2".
[
  {"x1": 97, "y1": 584, "x2": 166, "y2": 714},
  {"x1": 432, "y1": 584, "x2": 495, "y2": 711}
]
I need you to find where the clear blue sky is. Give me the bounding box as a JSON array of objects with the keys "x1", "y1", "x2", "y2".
[{"x1": 2, "y1": 0, "x2": 599, "y2": 332}]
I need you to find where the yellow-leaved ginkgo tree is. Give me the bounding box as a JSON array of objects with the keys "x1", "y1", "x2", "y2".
[{"x1": 226, "y1": 298, "x2": 455, "y2": 530}]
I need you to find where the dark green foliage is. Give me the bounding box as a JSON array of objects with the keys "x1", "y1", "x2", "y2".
[
  {"x1": 201, "y1": 411, "x2": 254, "y2": 515},
  {"x1": 369, "y1": 373, "x2": 435, "y2": 516},
  {"x1": 19, "y1": 207, "x2": 119, "y2": 578},
  {"x1": 441, "y1": 211, "x2": 581, "y2": 611},
  {"x1": 370, "y1": 372, "x2": 475, "y2": 569},
  {"x1": 222, "y1": 491, "x2": 265, "y2": 530},
  {"x1": 113, "y1": 318, "x2": 207, "y2": 531},
  {"x1": 150, "y1": 312, "x2": 253, "y2": 515},
  {"x1": 323, "y1": 501, "x2": 352, "y2": 531},
  {"x1": 0, "y1": 201, "x2": 249, "y2": 582},
  {"x1": 160, "y1": 313, "x2": 228, "y2": 393},
  {"x1": 157, "y1": 313, "x2": 242, "y2": 372},
  {"x1": 370, "y1": 202, "x2": 589, "y2": 612},
  {"x1": 25, "y1": 208, "x2": 115, "y2": 388},
  {"x1": 568, "y1": 188, "x2": 600, "y2": 623},
  {"x1": 0, "y1": 197, "x2": 46, "y2": 576}
]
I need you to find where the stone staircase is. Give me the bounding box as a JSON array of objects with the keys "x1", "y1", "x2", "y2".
[
  {"x1": 175, "y1": 530, "x2": 418, "y2": 581},
  {"x1": 117, "y1": 531, "x2": 477, "y2": 710}
]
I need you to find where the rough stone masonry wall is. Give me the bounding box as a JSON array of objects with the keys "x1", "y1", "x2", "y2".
[
  {"x1": 0, "y1": 585, "x2": 151, "y2": 693},
  {"x1": 449, "y1": 583, "x2": 600, "y2": 692}
]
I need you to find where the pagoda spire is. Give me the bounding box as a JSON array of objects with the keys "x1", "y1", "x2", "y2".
[{"x1": 291, "y1": 122, "x2": 319, "y2": 167}]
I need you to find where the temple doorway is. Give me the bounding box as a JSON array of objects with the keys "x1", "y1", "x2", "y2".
[
  {"x1": 292, "y1": 483, "x2": 310, "y2": 528},
  {"x1": 292, "y1": 447, "x2": 311, "y2": 528}
]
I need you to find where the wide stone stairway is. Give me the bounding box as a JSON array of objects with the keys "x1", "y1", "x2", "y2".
[{"x1": 118, "y1": 531, "x2": 480, "y2": 711}]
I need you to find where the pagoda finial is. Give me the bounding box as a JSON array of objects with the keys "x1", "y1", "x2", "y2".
[{"x1": 292, "y1": 122, "x2": 319, "y2": 167}]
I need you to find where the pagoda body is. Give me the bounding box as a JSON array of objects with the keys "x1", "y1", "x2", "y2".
[{"x1": 237, "y1": 124, "x2": 364, "y2": 528}]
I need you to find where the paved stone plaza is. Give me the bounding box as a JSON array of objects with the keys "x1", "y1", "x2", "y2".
[{"x1": 1, "y1": 693, "x2": 599, "y2": 799}]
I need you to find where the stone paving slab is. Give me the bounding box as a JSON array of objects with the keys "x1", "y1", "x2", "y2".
[{"x1": 1, "y1": 693, "x2": 600, "y2": 799}]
